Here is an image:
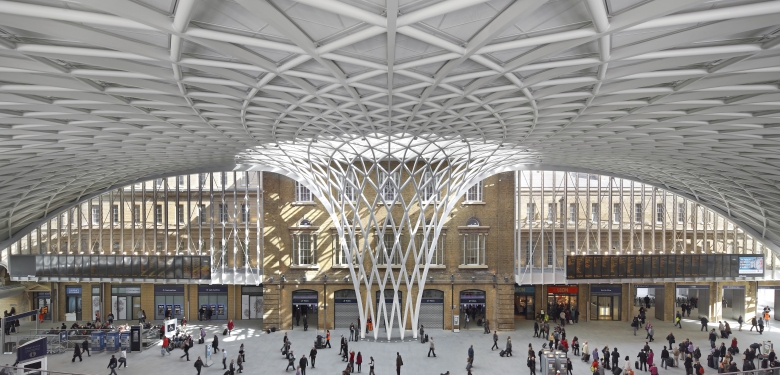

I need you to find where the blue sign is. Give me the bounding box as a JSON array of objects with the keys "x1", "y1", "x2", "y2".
[
  {"x1": 723, "y1": 285, "x2": 746, "y2": 290},
  {"x1": 635, "y1": 285, "x2": 663, "y2": 289},
  {"x1": 421, "y1": 298, "x2": 444, "y2": 304},
  {"x1": 591, "y1": 285, "x2": 622, "y2": 294},
  {"x1": 36, "y1": 292, "x2": 51, "y2": 297},
  {"x1": 199, "y1": 285, "x2": 228, "y2": 293},
  {"x1": 758, "y1": 285, "x2": 780, "y2": 290},
  {"x1": 91, "y1": 331, "x2": 106, "y2": 351},
  {"x1": 6, "y1": 310, "x2": 38, "y2": 322},
  {"x1": 59, "y1": 330, "x2": 68, "y2": 343},
  {"x1": 678, "y1": 284, "x2": 709, "y2": 289},
  {"x1": 155, "y1": 285, "x2": 184, "y2": 294},
  {"x1": 106, "y1": 331, "x2": 120, "y2": 351},
  {"x1": 292, "y1": 294, "x2": 318, "y2": 303},
  {"x1": 66, "y1": 286, "x2": 82, "y2": 294},
  {"x1": 17, "y1": 337, "x2": 47, "y2": 363},
  {"x1": 515, "y1": 286, "x2": 536, "y2": 294},
  {"x1": 335, "y1": 298, "x2": 356, "y2": 304}
]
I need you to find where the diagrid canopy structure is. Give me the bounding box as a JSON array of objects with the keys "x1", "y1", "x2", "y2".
[{"x1": 0, "y1": 0, "x2": 780, "y2": 333}]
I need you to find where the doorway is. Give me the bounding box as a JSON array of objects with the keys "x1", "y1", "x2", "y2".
[
  {"x1": 590, "y1": 295, "x2": 621, "y2": 320},
  {"x1": 66, "y1": 296, "x2": 82, "y2": 321}
]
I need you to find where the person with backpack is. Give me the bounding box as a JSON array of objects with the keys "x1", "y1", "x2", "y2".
[
  {"x1": 612, "y1": 348, "x2": 620, "y2": 370},
  {"x1": 667, "y1": 333, "x2": 676, "y2": 351}
]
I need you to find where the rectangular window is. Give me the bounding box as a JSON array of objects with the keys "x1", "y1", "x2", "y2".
[
  {"x1": 241, "y1": 204, "x2": 249, "y2": 222},
  {"x1": 91, "y1": 206, "x2": 100, "y2": 225},
  {"x1": 199, "y1": 173, "x2": 208, "y2": 187},
  {"x1": 546, "y1": 241, "x2": 553, "y2": 266},
  {"x1": 591, "y1": 203, "x2": 599, "y2": 223},
  {"x1": 634, "y1": 240, "x2": 642, "y2": 250},
  {"x1": 421, "y1": 171, "x2": 438, "y2": 201},
  {"x1": 591, "y1": 240, "x2": 598, "y2": 251},
  {"x1": 381, "y1": 171, "x2": 399, "y2": 201},
  {"x1": 656, "y1": 203, "x2": 664, "y2": 223},
  {"x1": 199, "y1": 204, "x2": 207, "y2": 223},
  {"x1": 613, "y1": 203, "x2": 621, "y2": 223},
  {"x1": 569, "y1": 240, "x2": 575, "y2": 251},
  {"x1": 426, "y1": 233, "x2": 444, "y2": 265},
  {"x1": 635, "y1": 203, "x2": 642, "y2": 223},
  {"x1": 178, "y1": 175, "x2": 185, "y2": 186},
  {"x1": 133, "y1": 205, "x2": 140, "y2": 224},
  {"x1": 677, "y1": 203, "x2": 685, "y2": 223},
  {"x1": 177, "y1": 204, "x2": 184, "y2": 224},
  {"x1": 155, "y1": 204, "x2": 163, "y2": 224},
  {"x1": 547, "y1": 203, "x2": 555, "y2": 222},
  {"x1": 466, "y1": 180, "x2": 483, "y2": 202},
  {"x1": 293, "y1": 233, "x2": 314, "y2": 265},
  {"x1": 527, "y1": 203, "x2": 535, "y2": 221},
  {"x1": 220, "y1": 172, "x2": 228, "y2": 187},
  {"x1": 612, "y1": 240, "x2": 619, "y2": 251},
  {"x1": 218, "y1": 204, "x2": 229, "y2": 223},
  {"x1": 525, "y1": 240, "x2": 533, "y2": 263},
  {"x1": 569, "y1": 203, "x2": 577, "y2": 223},
  {"x1": 333, "y1": 235, "x2": 355, "y2": 266},
  {"x1": 112, "y1": 205, "x2": 119, "y2": 223},
  {"x1": 295, "y1": 181, "x2": 312, "y2": 202},
  {"x1": 340, "y1": 172, "x2": 356, "y2": 202},
  {"x1": 463, "y1": 233, "x2": 486, "y2": 265},
  {"x1": 379, "y1": 233, "x2": 401, "y2": 265},
  {"x1": 156, "y1": 178, "x2": 163, "y2": 187}
]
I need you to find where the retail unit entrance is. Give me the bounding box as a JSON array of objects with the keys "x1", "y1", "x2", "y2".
[
  {"x1": 676, "y1": 284, "x2": 709, "y2": 319},
  {"x1": 589, "y1": 285, "x2": 621, "y2": 321},
  {"x1": 292, "y1": 290, "x2": 318, "y2": 330},
  {"x1": 460, "y1": 290, "x2": 486, "y2": 330}
]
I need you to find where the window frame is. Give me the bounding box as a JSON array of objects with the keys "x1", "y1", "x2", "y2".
[
  {"x1": 91, "y1": 205, "x2": 101, "y2": 225},
  {"x1": 634, "y1": 203, "x2": 642, "y2": 223},
  {"x1": 218, "y1": 204, "x2": 229, "y2": 223},
  {"x1": 465, "y1": 180, "x2": 483, "y2": 202},
  {"x1": 462, "y1": 233, "x2": 486, "y2": 265},
  {"x1": 613, "y1": 203, "x2": 621, "y2": 223},
  {"x1": 591, "y1": 202, "x2": 599, "y2": 223},
  {"x1": 677, "y1": 203, "x2": 685, "y2": 224},
  {"x1": 380, "y1": 171, "x2": 400, "y2": 201},
  {"x1": 421, "y1": 170, "x2": 439, "y2": 201},
  {"x1": 177, "y1": 204, "x2": 184, "y2": 224},
  {"x1": 656, "y1": 203, "x2": 664, "y2": 223},
  {"x1": 295, "y1": 181, "x2": 313, "y2": 202},
  {"x1": 293, "y1": 233, "x2": 316, "y2": 266},
  {"x1": 379, "y1": 232, "x2": 402, "y2": 265},
  {"x1": 155, "y1": 204, "x2": 163, "y2": 224},
  {"x1": 112, "y1": 205, "x2": 119, "y2": 223},
  {"x1": 569, "y1": 203, "x2": 577, "y2": 223}
]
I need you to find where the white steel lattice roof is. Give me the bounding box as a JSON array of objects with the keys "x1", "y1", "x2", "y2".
[{"x1": 0, "y1": 0, "x2": 779, "y2": 250}]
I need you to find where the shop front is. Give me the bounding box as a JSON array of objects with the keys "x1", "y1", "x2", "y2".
[
  {"x1": 514, "y1": 285, "x2": 535, "y2": 320},
  {"x1": 459, "y1": 290, "x2": 486, "y2": 329},
  {"x1": 547, "y1": 285, "x2": 578, "y2": 318},
  {"x1": 291, "y1": 290, "x2": 318, "y2": 330},
  {"x1": 65, "y1": 286, "x2": 82, "y2": 321},
  {"x1": 419, "y1": 289, "x2": 444, "y2": 329},
  {"x1": 198, "y1": 285, "x2": 228, "y2": 320},
  {"x1": 334, "y1": 289, "x2": 359, "y2": 329},
  {"x1": 590, "y1": 285, "x2": 621, "y2": 321},
  {"x1": 154, "y1": 285, "x2": 185, "y2": 320},
  {"x1": 111, "y1": 285, "x2": 141, "y2": 321},
  {"x1": 241, "y1": 286, "x2": 263, "y2": 320},
  {"x1": 34, "y1": 292, "x2": 51, "y2": 321}
]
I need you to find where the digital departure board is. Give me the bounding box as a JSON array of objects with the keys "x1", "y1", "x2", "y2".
[
  {"x1": 566, "y1": 254, "x2": 762, "y2": 279},
  {"x1": 13, "y1": 254, "x2": 212, "y2": 280}
]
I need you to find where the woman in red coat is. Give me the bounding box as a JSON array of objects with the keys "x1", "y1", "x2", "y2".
[
  {"x1": 227, "y1": 320, "x2": 234, "y2": 336},
  {"x1": 356, "y1": 352, "x2": 363, "y2": 372}
]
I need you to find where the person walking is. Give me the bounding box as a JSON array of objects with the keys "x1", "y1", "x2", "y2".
[
  {"x1": 667, "y1": 333, "x2": 676, "y2": 353},
  {"x1": 349, "y1": 323, "x2": 355, "y2": 342},
  {"x1": 534, "y1": 320, "x2": 540, "y2": 338},
  {"x1": 326, "y1": 330, "x2": 332, "y2": 348},
  {"x1": 303, "y1": 315, "x2": 308, "y2": 331},
  {"x1": 181, "y1": 339, "x2": 190, "y2": 361},
  {"x1": 369, "y1": 356, "x2": 375, "y2": 375},
  {"x1": 298, "y1": 355, "x2": 307, "y2": 375},
  {"x1": 638, "y1": 349, "x2": 648, "y2": 371},
  {"x1": 673, "y1": 346, "x2": 680, "y2": 368},
  {"x1": 648, "y1": 325, "x2": 655, "y2": 342},
  {"x1": 82, "y1": 338, "x2": 91, "y2": 357},
  {"x1": 428, "y1": 337, "x2": 436, "y2": 357},
  {"x1": 396, "y1": 352, "x2": 403, "y2": 375},
  {"x1": 675, "y1": 313, "x2": 682, "y2": 329},
  {"x1": 492, "y1": 331, "x2": 499, "y2": 350},
  {"x1": 566, "y1": 358, "x2": 573, "y2": 375},
  {"x1": 700, "y1": 316, "x2": 709, "y2": 331},
  {"x1": 356, "y1": 352, "x2": 363, "y2": 373},
  {"x1": 661, "y1": 346, "x2": 670, "y2": 369},
  {"x1": 107, "y1": 355, "x2": 118, "y2": 375},
  {"x1": 751, "y1": 316, "x2": 758, "y2": 331},
  {"x1": 468, "y1": 345, "x2": 475, "y2": 366},
  {"x1": 239, "y1": 343, "x2": 245, "y2": 363},
  {"x1": 119, "y1": 348, "x2": 128, "y2": 368},
  {"x1": 528, "y1": 355, "x2": 537, "y2": 375},
  {"x1": 72, "y1": 343, "x2": 83, "y2": 362},
  {"x1": 229, "y1": 359, "x2": 235, "y2": 375},
  {"x1": 310, "y1": 346, "x2": 317, "y2": 369},
  {"x1": 286, "y1": 350, "x2": 296, "y2": 371},
  {"x1": 194, "y1": 357, "x2": 203, "y2": 375},
  {"x1": 227, "y1": 320, "x2": 234, "y2": 336},
  {"x1": 222, "y1": 349, "x2": 227, "y2": 370},
  {"x1": 213, "y1": 335, "x2": 219, "y2": 351},
  {"x1": 506, "y1": 337, "x2": 513, "y2": 357}
]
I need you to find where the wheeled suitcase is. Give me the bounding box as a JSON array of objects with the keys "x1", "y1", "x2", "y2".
[
  {"x1": 223, "y1": 328, "x2": 228, "y2": 336},
  {"x1": 707, "y1": 355, "x2": 714, "y2": 368},
  {"x1": 635, "y1": 361, "x2": 639, "y2": 369},
  {"x1": 667, "y1": 358, "x2": 675, "y2": 367},
  {"x1": 499, "y1": 350, "x2": 506, "y2": 357}
]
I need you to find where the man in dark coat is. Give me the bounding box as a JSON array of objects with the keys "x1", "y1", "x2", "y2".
[
  {"x1": 396, "y1": 352, "x2": 403, "y2": 375},
  {"x1": 309, "y1": 346, "x2": 317, "y2": 369},
  {"x1": 299, "y1": 355, "x2": 308, "y2": 375},
  {"x1": 194, "y1": 357, "x2": 204, "y2": 375}
]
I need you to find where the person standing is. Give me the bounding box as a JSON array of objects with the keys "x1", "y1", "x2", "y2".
[
  {"x1": 82, "y1": 338, "x2": 91, "y2": 357},
  {"x1": 751, "y1": 316, "x2": 758, "y2": 331},
  {"x1": 428, "y1": 337, "x2": 436, "y2": 357},
  {"x1": 227, "y1": 320, "x2": 234, "y2": 336},
  {"x1": 309, "y1": 346, "x2": 317, "y2": 369},
  {"x1": 369, "y1": 356, "x2": 375, "y2": 375},
  {"x1": 468, "y1": 345, "x2": 475, "y2": 366},
  {"x1": 612, "y1": 348, "x2": 620, "y2": 370},
  {"x1": 349, "y1": 323, "x2": 355, "y2": 342},
  {"x1": 72, "y1": 343, "x2": 83, "y2": 362},
  {"x1": 492, "y1": 331, "x2": 499, "y2": 350},
  {"x1": 528, "y1": 355, "x2": 537, "y2": 375},
  {"x1": 349, "y1": 351, "x2": 355, "y2": 373},
  {"x1": 648, "y1": 325, "x2": 655, "y2": 342},
  {"x1": 667, "y1": 333, "x2": 676, "y2": 352},
  {"x1": 213, "y1": 335, "x2": 219, "y2": 351},
  {"x1": 303, "y1": 315, "x2": 308, "y2": 331},
  {"x1": 419, "y1": 325, "x2": 425, "y2": 344},
  {"x1": 566, "y1": 358, "x2": 573, "y2": 375},
  {"x1": 222, "y1": 349, "x2": 227, "y2": 370},
  {"x1": 229, "y1": 359, "x2": 235, "y2": 375},
  {"x1": 298, "y1": 355, "x2": 307, "y2": 375},
  {"x1": 326, "y1": 330, "x2": 331, "y2": 348},
  {"x1": 661, "y1": 346, "x2": 669, "y2": 369},
  {"x1": 638, "y1": 349, "x2": 648, "y2": 371},
  {"x1": 107, "y1": 355, "x2": 118, "y2": 375},
  {"x1": 396, "y1": 352, "x2": 403, "y2": 375},
  {"x1": 700, "y1": 316, "x2": 709, "y2": 331},
  {"x1": 464, "y1": 314, "x2": 469, "y2": 329},
  {"x1": 356, "y1": 352, "x2": 363, "y2": 373},
  {"x1": 534, "y1": 320, "x2": 540, "y2": 337},
  {"x1": 194, "y1": 357, "x2": 203, "y2": 375}
]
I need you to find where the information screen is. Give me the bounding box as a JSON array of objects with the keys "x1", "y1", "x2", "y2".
[
  {"x1": 565, "y1": 254, "x2": 763, "y2": 279},
  {"x1": 738, "y1": 256, "x2": 764, "y2": 275}
]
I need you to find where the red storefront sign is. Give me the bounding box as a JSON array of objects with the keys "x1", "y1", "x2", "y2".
[{"x1": 547, "y1": 286, "x2": 579, "y2": 294}]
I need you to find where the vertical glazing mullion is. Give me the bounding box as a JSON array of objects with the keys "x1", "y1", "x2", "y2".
[
  {"x1": 516, "y1": 171, "x2": 521, "y2": 275},
  {"x1": 629, "y1": 181, "x2": 634, "y2": 252},
  {"x1": 619, "y1": 178, "x2": 624, "y2": 253},
  {"x1": 109, "y1": 191, "x2": 114, "y2": 255},
  {"x1": 37, "y1": 224, "x2": 42, "y2": 254},
  {"x1": 130, "y1": 185, "x2": 134, "y2": 254},
  {"x1": 597, "y1": 175, "x2": 602, "y2": 253},
  {"x1": 551, "y1": 171, "x2": 557, "y2": 269},
  {"x1": 153, "y1": 181, "x2": 158, "y2": 253},
  {"x1": 175, "y1": 175, "x2": 180, "y2": 254},
  {"x1": 232, "y1": 171, "x2": 238, "y2": 273},
  {"x1": 703, "y1": 208, "x2": 709, "y2": 253},
  {"x1": 257, "y1": 171, "x2": 263, "y2": 278},
  {"x1": 210, "y1": 173, "x2": 215, "y2": 272},
  {"x1": 164, "y1": 178, "x2": 169, "y2": 254},
  {"x1": 540, "y1": 171, "x2": 546, "y2": 269},
  {"x1": 586, "y1": 174, "x2": 590, "y2": 254},
  {"x1": 662, "y1": 190, "x2": 666, "y2": 253},
  {"x1": 640, "y1": 183, "x2": 646, "y2": 252},
  {"x1": 672, "y1": 194, "x2": 677, "y2": 253},
  {"x1": 198, "y1": 174, "x2": 203, "y2": 254},
  {"x1": 528, "y1": 172, "x2": 534, "y2": 270},
  {"x1": 244, "y1": 171, "x2": 249, "y2": 272},
  {"x1": 722, "y1": 211, "x2": 728, "y2": 254},
  {"x1": 142, "y1": 182, "x2": 147, "y2": 253},
  {"x1": 651, "y1": 187, "x2": 656, "y2": 253},
  {"x1": 574, "y1": 173, "x2": 579, "y2": 254},
  {"x1": 222, "y1": 172, "x2": 227, "y2": 273},
  {"x1": 608, "y1": 177, "x2": 613, "y2": 254},
  {"x1": 88, "y1": 200, "x2": 92, "y2": 254},
  {"x1": 682, "y1": 198, "x2": 688, "y2": 253},
  {"x1": 563, "y1": 172, "x2": 567, "y2": 257},
  {"x1": 187, "y1": 175, "x2": 192, "y2": 254},
  {"x1": 693, "y1": 203, "x2": 698, "y2": 253}
]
